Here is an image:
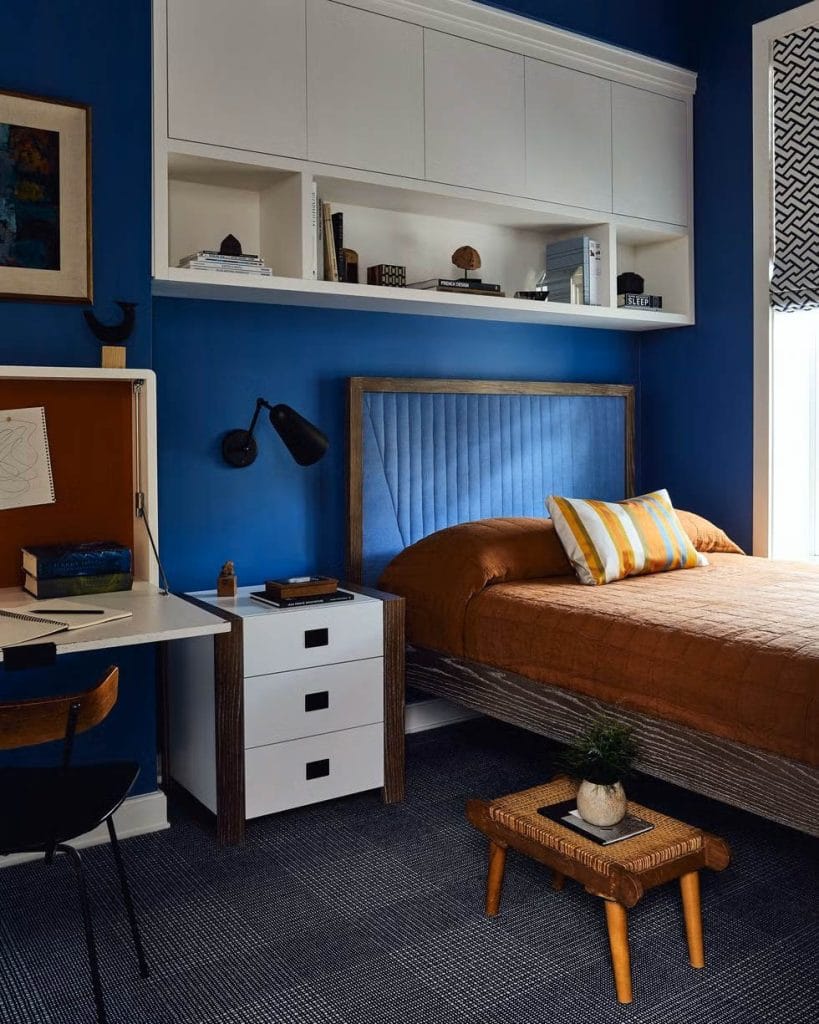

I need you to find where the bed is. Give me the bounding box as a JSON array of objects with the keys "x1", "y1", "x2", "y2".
[{"x1": 346, "y1": 376, "x2": 819, "y2": 836}]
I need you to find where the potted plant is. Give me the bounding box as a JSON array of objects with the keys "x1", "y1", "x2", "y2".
[{"x1": 563, "y1": 719, "x2": 639, "y2": 827}]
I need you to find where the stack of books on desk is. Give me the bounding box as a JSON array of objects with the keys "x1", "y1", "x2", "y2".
[
  {"x1": 178, "y1": 251, "x2": 273, "y2": 277},
  {"x1": 21, "y1": 541, "x2": 133, "y2": 599}
]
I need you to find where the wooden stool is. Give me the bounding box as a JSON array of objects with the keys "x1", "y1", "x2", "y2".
[{"x1": 467, "y1": 777, "x2": 730, "y2": 1004}]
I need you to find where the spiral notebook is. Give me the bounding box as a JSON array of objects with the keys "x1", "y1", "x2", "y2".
[
  {"x1": 0, "y1": 407, "x2": 56, "y2": 511},
  {"x1": 0, "y1": 608, "x2": 67, "y2": 647}
]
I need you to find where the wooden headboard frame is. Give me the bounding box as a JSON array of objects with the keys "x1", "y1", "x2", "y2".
[{"x1": 346, "y1": 376, "x2": 635, "y2": 583}]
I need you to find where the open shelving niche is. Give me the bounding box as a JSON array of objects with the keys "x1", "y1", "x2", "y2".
[{"x1": 153, "y1": 144, "x2": 693, "y2": 332}]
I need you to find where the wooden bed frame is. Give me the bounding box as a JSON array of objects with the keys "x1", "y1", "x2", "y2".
[{"x1": 346, "y1": 376, "x2": 819, "y2": 837}]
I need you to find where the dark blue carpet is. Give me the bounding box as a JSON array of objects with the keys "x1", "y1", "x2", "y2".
[{"x1": 1, "y1": 719, "x2": 817, "y2": 1023}]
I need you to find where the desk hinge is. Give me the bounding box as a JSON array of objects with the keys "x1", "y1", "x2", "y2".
[{"x1": 135, "y1": 490, "x2": 146, "y2": 518}]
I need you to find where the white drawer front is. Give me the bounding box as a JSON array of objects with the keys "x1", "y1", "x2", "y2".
[
  {"x1": 243, "y1": 600, "x2": 382, "y2": 677},
  {"x1": 245, "y1": 723, "x2": 384, "y2": 817},
  {"x1": 244, "y1": 658, "x2": 383, "y2": 748}
]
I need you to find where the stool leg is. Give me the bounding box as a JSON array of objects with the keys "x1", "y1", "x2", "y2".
[
  {"x1": 680, "y1": 871, "x2": 705, "y2": 968},
  {"x1": 551, "y1": 870, "x2": 565, "y2": 892},
  {"x1": 603, "y1": 900, "x2": 633, "y2": 1004},
  {"x1": 485, "y1": 841, "x2": 507, "y2": 916}
]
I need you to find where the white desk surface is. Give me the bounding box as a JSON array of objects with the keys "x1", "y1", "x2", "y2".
[{"x1": 0, "y1": 582, "x2": 230, "y2": 661}]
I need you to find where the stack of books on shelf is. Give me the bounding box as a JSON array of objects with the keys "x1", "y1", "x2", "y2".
[
  {"x1": 311, "y1": 187, "x2": 355, "y2": 283},
  {"x1": 178, "y1": 251, "x2": 273, "y2": 277},
  {"x1": 21, "y1": 541, "x2": 133, "y2": 599},
  {"x1": 250, "y1": 576, "x2": 354, "y2": 609},
  {"x1": 545, "y1": 236, "x2": 601, "y2": 306},
  {"x1": 408, "y1": 278, "x2": 505, "y2": 297}
]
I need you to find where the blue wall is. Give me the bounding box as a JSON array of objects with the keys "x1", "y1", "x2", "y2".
[
  {"x1": 154, "y1": 300, "x2": 636, "y2": 590},
  {"x1": 640, "y1": 0, "x2": 802, "y2": 552},
  {"x1": 0, "y1": 0, "x2": 155, "y2": 793}
]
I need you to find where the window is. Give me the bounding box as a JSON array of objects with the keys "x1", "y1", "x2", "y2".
[{"x1": 753, "y1": 3, "x2": 819, "y2": 558}]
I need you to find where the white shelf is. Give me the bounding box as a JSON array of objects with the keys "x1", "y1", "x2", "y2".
[{"x1": 152, "y1": 268, "x2": 690, "y2": 330}]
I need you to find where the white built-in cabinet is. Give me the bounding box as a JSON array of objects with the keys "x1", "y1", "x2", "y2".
[
  {"x1": 306, "y1": 0, "x2": 424, "y2": 177},
  {"x1": 612, "y1": 84, "x2": 689, "y2": 225},
  {"x1": 424, "y1": 32, "x2": 525, "y2": 195},
  {"x1": 154, "y1": 0, "x2": 698, "y2": 330},
  {"x1": 524, "y1": 60, "x2": 613, "y2": 213},
  {"x1": 166, "y1": 0, "x2": 307, "y2": 159}
]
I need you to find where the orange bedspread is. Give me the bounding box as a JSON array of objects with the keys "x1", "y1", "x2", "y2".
[{"x1": 462, "y1": 554, "x2": 818, "y2": 766}]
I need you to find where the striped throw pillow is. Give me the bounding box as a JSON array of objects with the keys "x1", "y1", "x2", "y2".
[{"x1": 546, "y1": 489, "x2": 707, "y2": 586}]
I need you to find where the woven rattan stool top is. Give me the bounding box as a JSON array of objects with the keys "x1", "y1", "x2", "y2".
[{"x1": 469, "y1": 776, "x2": 730, "y2": 907}]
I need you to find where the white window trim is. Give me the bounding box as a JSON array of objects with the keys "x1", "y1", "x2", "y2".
[{"x1": 752, "y1": 1, "x2": 819, "y2": 556}]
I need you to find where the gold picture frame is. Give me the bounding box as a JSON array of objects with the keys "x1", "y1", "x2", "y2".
[{"x1": 0, "y1": 90, "x2": 92, "y2": 303}]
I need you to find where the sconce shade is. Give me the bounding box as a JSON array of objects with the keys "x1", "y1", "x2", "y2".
[{"x1": 269, "y1": 404, "x2": 329, "y2": 466}]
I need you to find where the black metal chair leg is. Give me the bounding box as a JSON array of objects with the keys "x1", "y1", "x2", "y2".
[
  {"x1": 57, "y1": 844, "x2": 107, "y2": 1024},
  {"x1": 106, "y1": 818, "x2": 149, "y2": 979}
]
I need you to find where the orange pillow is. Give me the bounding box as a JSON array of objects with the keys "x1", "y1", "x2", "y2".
[
  {"x1": 676, "y1": 510, "x2": 745, "y2": 554},
  {"x1": 379, "y1": 517, "x2": 571, "y2": 655}
]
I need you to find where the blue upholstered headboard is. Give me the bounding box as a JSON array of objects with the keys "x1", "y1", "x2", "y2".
[{"x1": 347, "y1": 378, "x2": 635, "y2": 585}]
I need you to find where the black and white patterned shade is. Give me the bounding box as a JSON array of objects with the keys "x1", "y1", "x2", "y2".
[{"x1": 770, "y1": 23, "x2": 819, "y2": 312}]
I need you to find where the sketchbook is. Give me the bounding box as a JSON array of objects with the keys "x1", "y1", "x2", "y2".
[
  {"x1": 16, "y1": 600, "x2": 134, "y2": 632},
  {"x1": 0, "y1": 407, "x2": 56, "y2": 511}
]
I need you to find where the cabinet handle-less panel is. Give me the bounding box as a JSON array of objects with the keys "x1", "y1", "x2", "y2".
[
  {"x1": 424, "y1": 30, "x2": 525, "y2": 195},
  {"x1": 612, "y1": 84, "x2": 688, "y2": 225},
  {"x1": 243, "y1": 600, "x2": 382, "y2": 676},
  {"x1": 244, "y1": 657, "x2": 384, "y2": 748},
  {"x1": 245, "y1": 722, "x2": 385, "y2": 817},
  {"x1": 525, "y1": 59, "x2": 613, "y2": 213},
  {"x1": 167, "y1": 0, "x2": 307, "y2": 158},
  {"x1": 307, "y1": 0, "x2": 424, "y2": 177}
]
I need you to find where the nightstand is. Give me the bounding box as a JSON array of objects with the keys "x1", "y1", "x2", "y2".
[{"x1": 163, "y1": 584, "x2": 405, "y2": 844}]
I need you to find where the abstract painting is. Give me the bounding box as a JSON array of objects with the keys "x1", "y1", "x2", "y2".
[
  {"x1": 0, "y1": 123, "x2": 61, "y2": 271},
  {"x1": 0, "y1": 91, "x2": 91, "y2": 303}
]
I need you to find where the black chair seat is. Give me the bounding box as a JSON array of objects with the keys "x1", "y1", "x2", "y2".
[{"x1": 0, "y1": 762, "x2": 139, "y2": 855}]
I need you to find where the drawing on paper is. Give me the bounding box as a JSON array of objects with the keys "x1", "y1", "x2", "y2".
[{"x1": 0, "y1": 406, "x2": 56, "y2": 510}]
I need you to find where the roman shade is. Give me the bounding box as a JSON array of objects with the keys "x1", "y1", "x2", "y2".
[{"x1": 770, "y1": 23, "x2": 819, "y2": 312}]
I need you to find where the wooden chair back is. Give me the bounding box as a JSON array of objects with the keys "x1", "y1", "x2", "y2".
[{"x1": 0, "y1": 666, "x2": 119, "y2": 752}]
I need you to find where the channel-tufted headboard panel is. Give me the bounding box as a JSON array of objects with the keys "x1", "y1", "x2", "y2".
[{"x1": 347, "y1": 378, "x2": 635, "y2": 585}]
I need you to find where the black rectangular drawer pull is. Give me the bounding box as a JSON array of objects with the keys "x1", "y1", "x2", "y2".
[
  {"x1": 304, "y1": 627, "x2": 329, "y2": 649},
  {"x1": 305, "y1": 758, "x2": 330, "y2": 780},
  {"x1": 305, "y1": 691, "x2": 329, "y2": 712}
]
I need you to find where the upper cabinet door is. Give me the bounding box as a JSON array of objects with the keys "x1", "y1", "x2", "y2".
[
  {"x1": 166, "y1": 0, "x2": 307, "y2": 158},
  {"x1": 525, "y1": 59, "x2": 612, "y2": 212},
  {"x1": 307, "y1": 0, "x2": 424, "y2": 177},
  {"x1": 612, "y1": 84, "x2": 689, "y2": 225},
  {"x1": 424, "y1": 31, "x2": 525, "y2": 195}
]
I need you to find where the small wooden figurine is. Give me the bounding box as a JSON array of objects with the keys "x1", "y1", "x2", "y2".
[
  {"x1": 452, "y1": 245, "x2": 482, "y2": 280},
  {"x1": 217, "y1": 560, "x2": 238, "y2": 598}
]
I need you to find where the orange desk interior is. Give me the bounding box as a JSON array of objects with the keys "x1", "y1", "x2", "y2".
[{"x1": 0, "y1": 379, "x2": 135, "y2": 588}]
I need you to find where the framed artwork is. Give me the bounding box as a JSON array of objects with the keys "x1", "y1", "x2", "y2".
[{"x1": 0, "y1": 90, "x2": 92, "y2": 303}]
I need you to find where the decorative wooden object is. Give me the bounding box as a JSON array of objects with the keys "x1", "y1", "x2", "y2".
[
  {"x1": 216, "y1": 560, "x2": 238, "y2": 598},
  {"x1": 367, "y1": 264, "x2": 406, "y2": 287},
  {"x1": 451, "y1": 245, "x2": 481, "y2": 275},
  {"x1": 342, "y1": 248, "x2": 359, "y2": 284},
  {"x1": 84, "y1": 301, "x2": 136, "y2": 369},
  {"x1": 101, "y1": 346, "x2": 127, "y2": 369},
  {"x1": 468, "y1": 777, "x2": 731, "y2": 1004}
]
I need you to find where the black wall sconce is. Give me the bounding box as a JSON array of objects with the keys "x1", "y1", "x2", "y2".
[{"x1": 222, "y1": 398, "x2": 329, "y2": 468}]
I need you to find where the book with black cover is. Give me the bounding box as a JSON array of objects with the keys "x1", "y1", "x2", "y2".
[
  {"x1": 24, "y1": 571, "x2": 133, "y2": 599},
  {"x1": 250, "y1": 588, "x2": 355, "y2": 609},
  {"x1": 331, "y1": 212, "x2": 346, "y2": 283},
  {"x1": 408, "y1": 278, "x2": 501, "y2": 292},
  {"x1": 537, "y1": 799, "x2": 655, "y2": 845}
]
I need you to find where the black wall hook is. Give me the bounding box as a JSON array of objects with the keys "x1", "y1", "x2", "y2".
[{"x1": 83, "y1": 301, "x2": 137, "y2": 346}]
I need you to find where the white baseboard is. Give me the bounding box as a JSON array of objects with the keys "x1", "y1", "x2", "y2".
[
  {"x1": 1, "y1": 789, "x2": 169, "y2": 869},
  {"x1": 405, "y1": 697, "x2": 480, "y2": 734}
]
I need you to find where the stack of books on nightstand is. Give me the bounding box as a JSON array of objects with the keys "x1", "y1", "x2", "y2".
[
  {"x1": 21, "y1": 541, "x2": 133, "y2": 598},
  {"x1": 250, "y1": 575, "x2": 354, "y2": 609},
  {"x1": 178, "y1": 251, "x2": 273, "y2": 277}
]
